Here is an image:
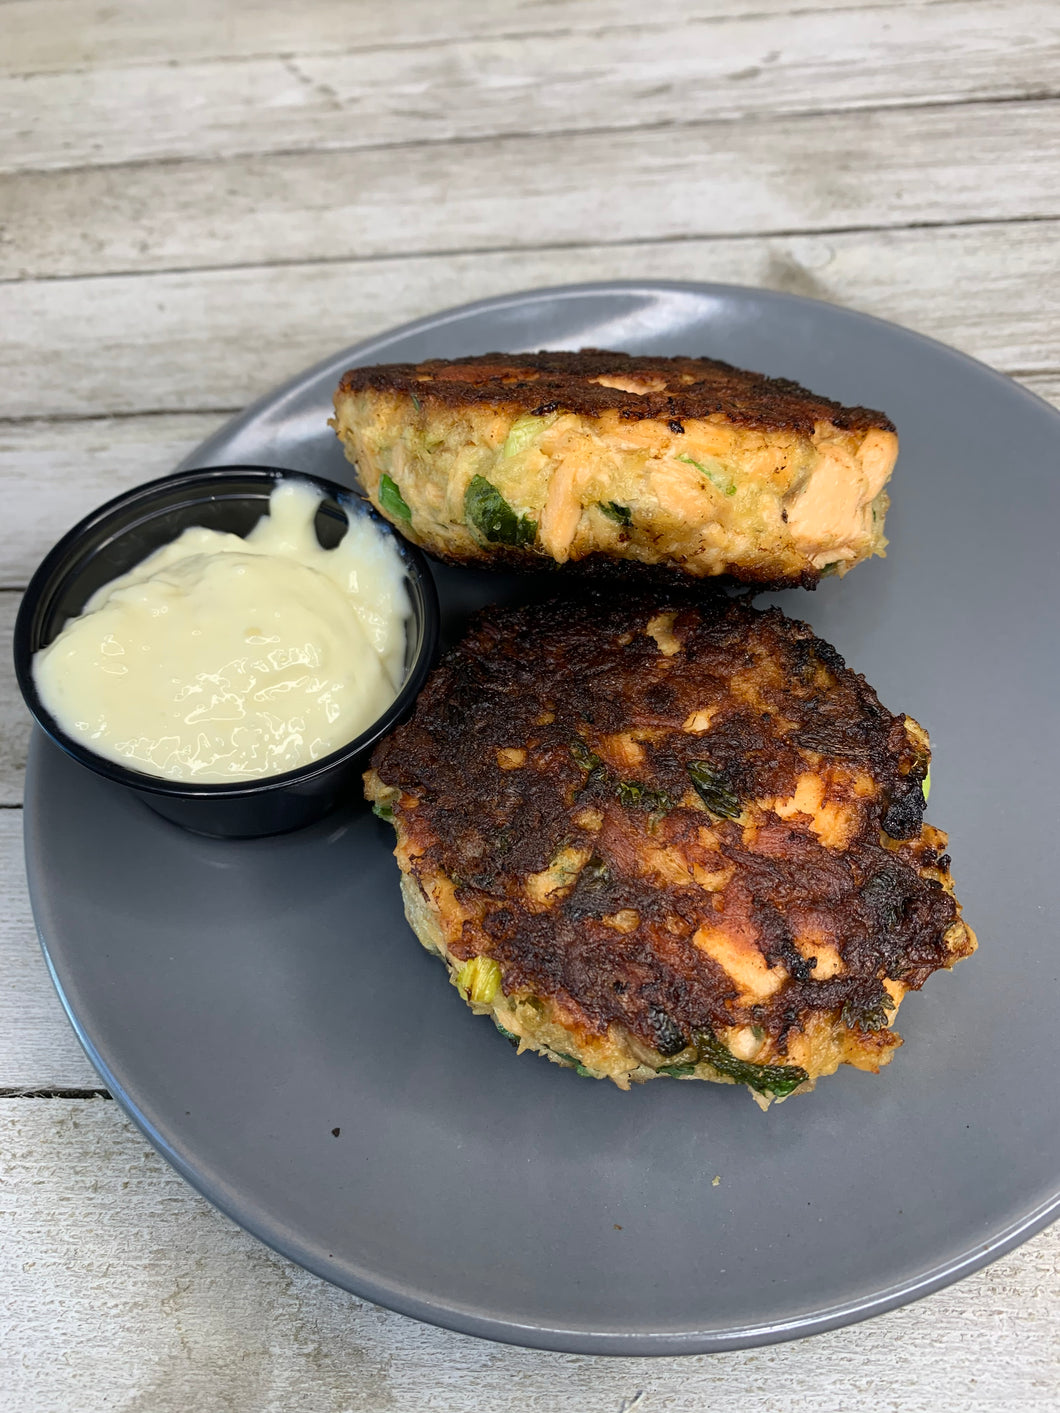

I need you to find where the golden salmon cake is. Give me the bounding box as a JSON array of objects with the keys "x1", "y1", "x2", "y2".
[
  {"x1": 365, "y1": 594, "x2": 975, "y2": 1105},
  {"x1": 332, "y1": 350, "x2": 897, "y2": 587}
]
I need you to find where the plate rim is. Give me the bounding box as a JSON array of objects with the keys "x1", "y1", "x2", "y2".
[
  {"x1": 27, "y1": 278, "x2": 1060, "y2": 1356},
  {"x1": 180, "y1": 280, "x2": 1058, "y2": 477}
]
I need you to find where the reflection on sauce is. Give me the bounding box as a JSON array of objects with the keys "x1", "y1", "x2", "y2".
[{"x1": 33, "y1": 480, "x2": 410, "y2": 782}]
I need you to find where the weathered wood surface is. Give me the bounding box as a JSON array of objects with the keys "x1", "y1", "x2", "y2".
[
  {"x1": 1, "y1": 0, "x2": 973, "y2": 76},
  {"x1": 0, "y1": 811, "x2": 100, "y2": 1089},
  {"x1": 3, "y1": 0, "x2": 1060, "y2": 1404},
  {"x1": 0, "y1": 417, "x2": 220, "y2": 586},
  {"x1": 6, "y1": 3, "x2": 1058, "y2": 174},
  {"x1": 6, "y1": 100, "x2": 1058, "y2": 281},
  {"x1": 3, "y1": 221, "x2": 1059, "y2": 423},
  {"x1": 0, "y1": 597, "x2": 32, "y2": 807},
  {"x1": 2, "y1": 1099, "x2": 1059, "y2": 1413}
]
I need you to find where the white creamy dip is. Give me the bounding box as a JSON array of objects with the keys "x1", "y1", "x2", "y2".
[{"x1": 33, "y1": 480, "x2": 410, "y2": 782}]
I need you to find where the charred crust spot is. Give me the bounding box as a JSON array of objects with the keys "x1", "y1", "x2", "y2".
[
  {"x1": 809, "y1": 638, "x2": 847, "y2": 674},
  {"x1": 840, "y1": 980, "x2": 895, "y2": 1033},
  {"x1": 646, "y1": 1007, "x2": 688, "y2": 1057},
  {"x1": 882, "y1": 778, "x2": 927, "y2": 840},
  {"x1": 371, "y1": 592, "x2": 963, "y2": 1059},
  {"x1": 338, "y1": 349, "x2": 894, "y2": 434},
  {"x1": 669, "y1": 418, "x2": 685, "y2": 434},
  {"x1": 644, "y1": 681, "x2": 678, "y2": 715},
  {"x1": 754, "y1": 901, "x2": 817, "y2": 981},
  {"x1": 565, "y1": 855, "x2": 614, "y2": 920}
]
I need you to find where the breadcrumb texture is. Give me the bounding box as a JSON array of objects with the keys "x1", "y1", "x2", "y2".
[
  {"x1": 366, "y1": 594, "x2": 975, "y2": 1104},
  {"x1": 333, "y1": 349, "x2": 898, "y2": 586}
]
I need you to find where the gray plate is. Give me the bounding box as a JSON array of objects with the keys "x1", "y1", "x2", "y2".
[{"x1": 24, "y1": 282, "x2": 1060, "y2": 1356}]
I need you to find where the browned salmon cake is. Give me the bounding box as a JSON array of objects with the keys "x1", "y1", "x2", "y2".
[
  {"x1": 365, "y1": 593, "x2": 975, "y2": 1104},
  {"x1": 332, "y1": 350, "x2": 898, "y2": 587}
]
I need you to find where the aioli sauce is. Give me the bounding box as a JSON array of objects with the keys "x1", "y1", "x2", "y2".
[{"x1": 33, "y1": 480, "x2": 410, "y2": 782}]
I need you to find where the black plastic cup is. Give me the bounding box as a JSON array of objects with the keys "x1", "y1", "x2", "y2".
[{"x1": 14, "y1": 466, "x2": 439, "y2": 838}]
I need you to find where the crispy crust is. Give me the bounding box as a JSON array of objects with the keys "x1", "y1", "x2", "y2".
[
  {"x1": 337, "y1": 350, "x2": 894, "y2": 434},
  {"x1": 367, "y1": 593, "x2": 975, "y2": 1097}
]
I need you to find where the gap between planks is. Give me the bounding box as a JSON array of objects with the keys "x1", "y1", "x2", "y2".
[
  {"x1": 8, "y1": 212, "x2": 1060, "y2": 293},
  {"x1": 0, "y1": 1087, "x2": 110, "y2": 1098}
]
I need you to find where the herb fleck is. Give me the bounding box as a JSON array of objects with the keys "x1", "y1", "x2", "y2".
[
  {"x1": 694, "y1": 1028, "x2": 808, "y2": 1098},
  {"x1": 687, "y1": 761, "x2": 742, "y2": 819},
  {"x1": 616, "y1": 778, "x2": 673, "y2": 816},
  {"x1": 598, "y1": 500, "x2": 633, "y2": 526},
  {"x1": 678, "y1": 453, "x2": 736, "y2": 496},
  {"x1": 464, "y1": 476, "x2": 537, "y2": 547},
  {"x1": 841, "y1": 987, "x2": 897, "y2": 1033},
  {"x1": 570, "y1": 739, "x2": 603, "y2": 773},
  {"x1": 378, "y1": 473, "x2": 412, "y2": 522}
]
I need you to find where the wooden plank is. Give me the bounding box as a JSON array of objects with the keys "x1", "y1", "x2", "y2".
[
  {"x1": 5, "y1": 4, "x2": 1058, "y2": 174},
  {"x1": 0, "y1": 0, "x2": 1054, "y2": 1399},
  {"x1": 0, "y1": 596, "x2": 30, "y2": 805},
  {"x1": 2, "y1": 0, "x2": 928, "y2": 77},
  {"x1": 0, "y1": 414, "x2": 224, "y2": 588},
  {"x1": 1, "y1": 220, "x2": 1057, "y2": 424},
  {"x1": 0, "y1": 811, "x2": 103, "y2": 1088},
  {"x1": 1022, "y1": 373, "x2": 1060, "y2": 408},
  {"x1": 1, "y1": 1099, "x2": 1059, "y2": 1410},
  {"x1": 3, "y1": 100, "x2": 1057, "y2": 281}
]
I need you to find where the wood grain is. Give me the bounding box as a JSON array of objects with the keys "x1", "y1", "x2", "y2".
[
  {"x1": 1, "y1": 1098, "x2": 1059, "y2": 1411},
  {"x1": 2, "y1": 0, "x2": 945, "y2": 76},
  {"x1": 4, "y1": 0, "x2": 1060, "y2": 1403},
  {"x1": 0, "y1": 596, "x2": 29, "y2": 806},
  {"x1": 1022, "y1": 373, "x2": 1060, "y2": 408},
  {"x1": 0, "y1": 415, "x2": 224, "y2": 587},
  {"x1": 4, "y1": 101, "x2": 1058, "y2": 281},
  {"x1": 0, "y1": 811, "x2": 102, "y2": 1088},
  {"x1": 3, "y1": 220, "x2": 1059, "y2": 425},
  {"x1": 6, "y1": 4, "x2": 1058, "y2": 174}
]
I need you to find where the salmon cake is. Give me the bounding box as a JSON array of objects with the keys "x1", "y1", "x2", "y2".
[
  {"x1": 332, "y1": 350, "x2": 897, "y2": 587},
  {"x1": 365, "y1": 594, "x2": 975, "y2": 1105}
]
